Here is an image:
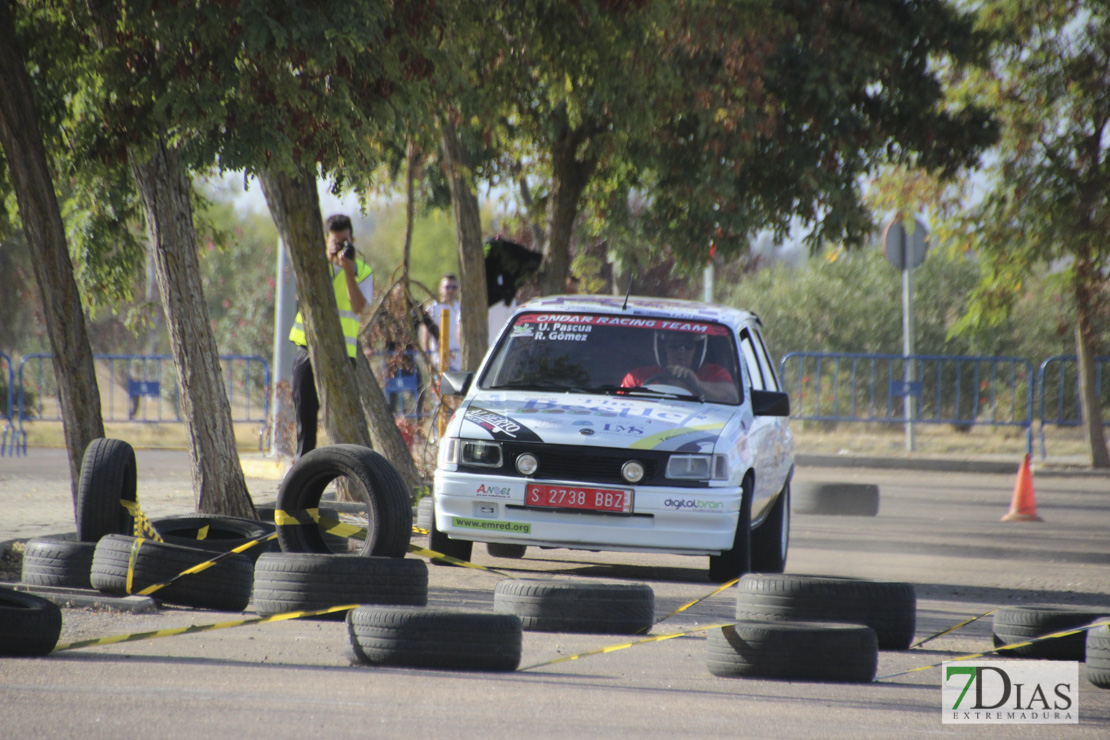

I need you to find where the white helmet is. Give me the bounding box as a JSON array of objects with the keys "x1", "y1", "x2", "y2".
[{"x1": 653, "y1": 331, "x2": 707, "y2": 368}]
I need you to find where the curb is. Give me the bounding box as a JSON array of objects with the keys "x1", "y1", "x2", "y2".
[
  {"x1": 11, "y1": 584, "x2": 158, "y2": 613},
  {"x1": 797, "y1": 453, "x2": 1110, "y2": 477}
]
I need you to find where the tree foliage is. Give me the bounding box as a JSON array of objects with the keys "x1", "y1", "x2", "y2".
[
  {"x1": 878, "y1": 0, "x2": 1110, "y2": 466},
  {"x1": 639, "y1": 0, "x2": 997, "y2": 268}
]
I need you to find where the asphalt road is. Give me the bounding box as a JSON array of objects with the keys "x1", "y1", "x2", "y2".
[{"x1": 1, "y1": 454, "x2": 1109, "y2": 738}]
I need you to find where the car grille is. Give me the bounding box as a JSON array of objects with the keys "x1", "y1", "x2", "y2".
[{"x1": 458, "y1": 442, "x2": 706, "y2": 488}]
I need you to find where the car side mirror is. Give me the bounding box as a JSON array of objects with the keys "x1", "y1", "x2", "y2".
[
  {"x1": 441, "y1": 371, "x2": 473, "y2": 396},
  {"x1": 751, "y1": 389, "x2": 790, "y2": 417}
]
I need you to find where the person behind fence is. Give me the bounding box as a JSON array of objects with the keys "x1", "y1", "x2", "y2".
[
  {"x1": 288, "y1": 214, "x2": 373, "y2": 459},
  {"x1": 420, "y1": 273, "x2": 461, "y2": 372},
  {"x1": 378, "y1": 283, "x2": 437, "y2": 417},
  {"x1": 621, "y1": 331, "x2": 737, "y2": 403}
]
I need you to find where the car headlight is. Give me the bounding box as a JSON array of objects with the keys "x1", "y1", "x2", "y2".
[
  {"x1": 460, "y1": 439, "x2": 503, "y2": 467},
  {"x1": 666, "y1": 454, "x2": 728, "y2": 481}
]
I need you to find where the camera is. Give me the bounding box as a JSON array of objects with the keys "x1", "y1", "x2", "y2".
[{"x1": 339, "y1": 240, "x2": 355, "y2": 260}]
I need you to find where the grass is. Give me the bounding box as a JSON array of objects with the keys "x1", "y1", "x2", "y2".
[
  {"x1": 17, "y1": 417, "x2": 1098, "y2": 463},
  {"x1": 21, "y1": 421, "x2": 268, "y2": 452}
]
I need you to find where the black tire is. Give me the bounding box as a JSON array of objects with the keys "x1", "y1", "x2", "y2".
[
  {"x1": 706, "y1": 621, "x2": 878, "y2": 683},
  {"x1": 75, "y1": 438, "x2": 137, "y2": 542},
  {"x1": 734, "y1": 573, "x2": 916, "y2": 650},
  {"x1": 1087, "y1": 622, "x2": 1110, "y2": 688},
  {"x1": 708, "y1": 477, "x2": 752, "y2": 583},
  {"x1": 487, "y1": 542, "x2": 528, "y2": 559},
  {"x1": 750, "y1": 480, "x2": 790, "y2": 574},
  {"x1": 428, "y1": 497, "x2": 473, "y2": 564},
  {"x1": 276, "y1": 445, "x2": 412, "y2": 557},
  {"x1": 991, "y1": 605, "x2": 1108, "y2": 661},
  {"x1": 251, "y1": 552, "x2": 428, "y2": 617},
  {"x1": 347, "y1": 606, "x2": 522, "y2": 671},
  {"x1": 90, "y1": 534, "x2": 253, "y2": 611},
  {"x1": 21, "y1": 537, "x2": 97, "y2": 589},
  {"x1": 493, "y1": 579, "x2": 654, "y2": 634},
  {"x1": 0, "y1": 586, "x2": 63, "y2": 657},
  {"x1": 793, "y1": 482, "x2": 879, "y2": 516},
  {"x1": 415, "y1": 497, "x2": 433, "y2": 531},
  {"x1": 151, "y1": 515, "x2": 278, "y2": 561}
]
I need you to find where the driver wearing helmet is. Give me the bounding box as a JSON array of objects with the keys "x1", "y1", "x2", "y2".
[{"x1": 621, "y1": 331, "x2": 737, "y2": 403}]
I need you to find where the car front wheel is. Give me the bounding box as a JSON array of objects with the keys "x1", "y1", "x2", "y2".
[
  {"x1": 708, "y1": 477, "x2": 752, "y2": 583},
  {"x1": 750, "y1": 479, "x2": 790, "y2": 573}
]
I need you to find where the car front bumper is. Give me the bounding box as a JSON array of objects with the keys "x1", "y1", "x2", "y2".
[{"x1": 433, "y1": 470, "x2": 742, "y2": 555}]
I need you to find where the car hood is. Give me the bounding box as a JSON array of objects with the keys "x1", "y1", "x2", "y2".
[{"x1": 456, "y1": 391, "x2": 740, "y2": 453}]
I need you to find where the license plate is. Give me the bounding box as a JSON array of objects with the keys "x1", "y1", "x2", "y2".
[{"x1": 525, "y1": 483, "x2": 633, "y2": 514}]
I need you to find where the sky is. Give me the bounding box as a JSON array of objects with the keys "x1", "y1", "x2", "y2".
[{"x1": 213, "y1": 171, "x2": 367, "y2": 219}]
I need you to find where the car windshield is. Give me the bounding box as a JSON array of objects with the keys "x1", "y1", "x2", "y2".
[{"x1": 478, "y1": 312, "x2": 742, "y2": 405}]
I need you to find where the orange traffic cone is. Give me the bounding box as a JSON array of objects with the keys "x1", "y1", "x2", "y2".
[{"x1": 1002, "y1": 454, "x2": 1043, "y2": 522}]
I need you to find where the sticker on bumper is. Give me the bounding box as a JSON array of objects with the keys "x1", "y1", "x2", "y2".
[{"x1": 452, "y1": 517, "x2": 532, "y2": 534}]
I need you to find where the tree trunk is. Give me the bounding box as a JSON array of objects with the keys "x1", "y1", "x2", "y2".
[
  {"x1": 353, "y1": 355, "x2": 422, "y2": 494},
  {"x1": 258, "y1": 163, "x2": 371, "y2": 448},
  {"x1": 128, "y1": 139, "x2": 255, "y2": 516},
  {"x1": 440, "y1": 118, "x2": 489, "y2": 370},
  {"x1": 0, "y1": 0, "x2": 104, "y2": 504},
  {"x1": 538, "y1": 114, "x2": 598, "y2": 296},
  {"x1": 1074, "y1": 267, "x2": 1109, "y2": 468}
]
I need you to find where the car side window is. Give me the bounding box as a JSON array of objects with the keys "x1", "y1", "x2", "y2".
[
  {"x1": 739, "y1": 329, "x2": 766, "y2": 392},
  {"x1": 751, "y1": 328, "x2": 781, "y2": 391}
]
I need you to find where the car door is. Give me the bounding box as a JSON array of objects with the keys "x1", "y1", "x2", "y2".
[{"x1": 738, "y1": 326, "x2": 778, "y2": 516}]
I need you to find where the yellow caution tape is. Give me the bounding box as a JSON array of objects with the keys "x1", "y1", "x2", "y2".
[
  {"x1": 133, "y1": 532, "x2": 279, "y2": 597},
  {"x1": 125, "y1": 537, "x2": 142, "y2": 594},
  {"x1": 406, "y1": 544, "x2": 517, "y2": 577},
  {"x1": 51, "y1": 604, "x2": 359, "y2": 652},
  {"x1": 519, "y1": 622, "x2": 736, "y2": 671},
  {"x1": 909, "y1": 608, "x2": 999, "y2": 649},
  {"x1": 120, "y1": 500, "x2": 164, "y2": 543},
  {"x1": 875, "y1": 618, "x2": 1110, "y2": 681},
  {"x1": 641, "y1": 578, "x2": 738, "y2": 633},
  {"x1": 276, "y1": 506, "x2": 512, "y2": 576},
  {"x1": 275, "y1": 508, "x2": 368, "y2": 540},
  {"x1": 412, "y1": 526, "x2": 429, "y2": 535}
]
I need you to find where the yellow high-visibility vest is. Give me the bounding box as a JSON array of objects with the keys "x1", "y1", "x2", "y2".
[{"x1": 288, "y1": 260, "x2": 373, "y2": 358}]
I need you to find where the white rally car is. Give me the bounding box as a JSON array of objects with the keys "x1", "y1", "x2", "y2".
[{"x1": 431, "y1": 295, "x2": 793, "y2": 581}]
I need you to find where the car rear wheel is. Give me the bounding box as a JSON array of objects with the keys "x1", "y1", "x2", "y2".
[{"x1": 486, "y1": 543, "x2": 527, "y2": 559}]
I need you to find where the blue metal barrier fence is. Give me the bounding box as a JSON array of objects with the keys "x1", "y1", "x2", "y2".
[
  {"x1": 1, "y1": 351, "x2": 21, "y2": 456},
  {"x1": 779, "y1": 352, "x2": 1036, "y2": 453},
  {"x1": 15, "y1": 354, "x2": 270, "y2": 429},
  {"x1": 1037, "y1": 355, "x2": 1110, "y2": 458}
]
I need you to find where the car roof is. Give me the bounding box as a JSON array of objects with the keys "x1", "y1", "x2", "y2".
[{"x1": 516, "y1": 294, "x2": 759, "y2": 330}]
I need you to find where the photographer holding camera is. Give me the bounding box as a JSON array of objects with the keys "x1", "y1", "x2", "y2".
[{"x1": 288, "y1": 213, "x2": 374, "y2": 459}]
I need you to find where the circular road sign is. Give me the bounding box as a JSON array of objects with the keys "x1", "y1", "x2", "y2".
[{"x1": 883, "y1": 217, "x2": 929, "y2": 270}]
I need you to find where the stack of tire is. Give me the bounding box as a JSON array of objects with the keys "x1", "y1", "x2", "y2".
[
  {"x1": 272, "y1": 446, "x2": 525, "y2": 672},
  {"x1": 990, "y1": 604, "x2": 1110, "y2": 689},
  {"x1": 21, "y1": 438, "x2": 273, "y2": 612},
  {"x1": 707, "y1": 573, "x2": 917, "y2": 683}
]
